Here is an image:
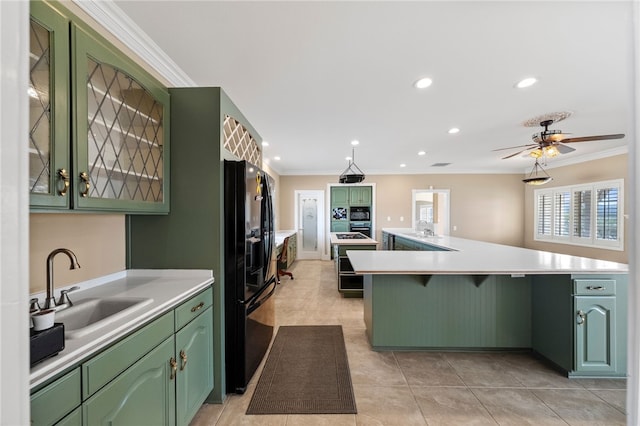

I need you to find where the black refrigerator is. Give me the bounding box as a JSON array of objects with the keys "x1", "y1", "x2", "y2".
[{"x1": 224, "y1": 160, "x2": 277, "y2": 394}]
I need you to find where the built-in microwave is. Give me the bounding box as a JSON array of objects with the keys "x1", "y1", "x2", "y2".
[{"x1": 350, "y1": 206, "x2": 370, "y2": 221}]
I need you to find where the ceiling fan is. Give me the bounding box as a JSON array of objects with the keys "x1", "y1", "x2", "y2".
[{"x1": 494, "y1": 119, "x2": 625, "y2": 160}]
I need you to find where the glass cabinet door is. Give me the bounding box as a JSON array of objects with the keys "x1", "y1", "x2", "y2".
[
  {"x1": 29, "y1": 2, "x2": 70, "y2": 209},
  {"x1": 72, "y1": 24, "x2": 170, "y2": 213}
]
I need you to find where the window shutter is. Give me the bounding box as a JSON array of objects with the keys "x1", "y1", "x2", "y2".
[
  {"x1": 572, "y1": 189, "x2": 591, "y2": 238},
  {"x1": 596, "y1": 186, "x2": 619, "y2": 241},
  {"x1": 553, "y1": 191, "x2": 570, "y2": 237},
  {"x1": 537, "y1": 193, "x2": 552, "y2": 236}
]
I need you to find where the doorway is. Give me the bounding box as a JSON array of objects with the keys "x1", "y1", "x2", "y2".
[{"x1": 294, "y1": 190, "x2": 325, "y2": 259}]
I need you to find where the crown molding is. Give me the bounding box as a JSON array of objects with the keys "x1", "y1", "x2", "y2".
[{"x1": 72, "y1": 0, "x2": 195, "y2": 87}]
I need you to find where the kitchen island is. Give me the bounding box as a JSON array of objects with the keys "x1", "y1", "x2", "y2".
[
  {"x1": 348, "y1": 229, "x2": 628, "y2": 377},
  {"x1": 330, "y1": 232, "x2": 379, "y2": 296}
]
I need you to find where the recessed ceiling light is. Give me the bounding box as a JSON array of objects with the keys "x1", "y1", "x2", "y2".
[
  {"x1": 448, "y1": 128, "x2": 460, "y2": 134},
  {"x1": 351, "y1": 140, "x2": 359, "y2": 146},
  {"x1": 345, "y1": 156, "x2": 352, "y2": 161},
  {"x1": 261, "y1": 141, "x2": 269, "y2": 147},
  {"x1": 515, "y1": 77, "x2": 537, "y2": 89},
  {"x1": 414, "y1": 77, "x2": 433, "y2": 89},
  {"x1": 418, "y1": 151, "x2": 426, "y2": 156},
  {"x1": 274, "y1": 156, "x2": 281, "y2": 161},
  {"x1": 400, "y1": 164, "x2": 406, "y2": 168}
]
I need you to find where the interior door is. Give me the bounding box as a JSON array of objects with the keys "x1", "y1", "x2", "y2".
[{"x1": 294, "y1": 190, "x2": 324, "y2": 260}]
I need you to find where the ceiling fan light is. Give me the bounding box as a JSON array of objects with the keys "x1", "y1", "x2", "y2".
[
  {"x1": 529, "y1": 149, "x2": 543, "y2": 159},
  {"x1": 545, "y1": 145, "x2": 560, "y2": 158}
]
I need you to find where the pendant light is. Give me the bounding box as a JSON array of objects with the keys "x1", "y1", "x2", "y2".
[
  {"x1": 522, "y1": 159, "x2": 552, "y2": 185},
  {"x1": 339, "y1": 148, "x2": 366, "y2": 183}
]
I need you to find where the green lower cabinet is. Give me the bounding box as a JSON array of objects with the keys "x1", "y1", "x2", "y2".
[
  {"x1": 331, "y1": 221, "x2": 349, "y2": 232},
  {"x1": 574, "y1": 296, "x2": 616, "y2": 374},
  {"x1": 83, "y1": 337, "x2": 176, "y2": 426},
  {"x1": 175, "y1": 307, "x2": 214, "y2": 426},
  {"x1": 31, "y1": 367, "x2": 81, "y2": 426},
  {"x1": 56, "y1": 407, "x2": 82, "y2": 426}
]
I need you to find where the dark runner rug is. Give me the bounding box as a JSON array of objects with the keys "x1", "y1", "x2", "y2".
[{"x1": 246, "y1": 325, "x2": 357, "y2": 415}]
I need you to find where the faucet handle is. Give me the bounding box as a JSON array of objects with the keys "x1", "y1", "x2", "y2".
[
  {"x1": 29, "y1": 298, "x2": 41, "y2": 312},
  {"x1": 57, "y1": 286, "x2": 80, "y2": 307}
]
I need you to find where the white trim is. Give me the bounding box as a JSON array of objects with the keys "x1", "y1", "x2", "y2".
[
  {"x1": 0, "y1": 1, "x2": 30, "y2": 423},
  {"x1": 72, "y1": 0, "x2": 195, "y2": 87}
]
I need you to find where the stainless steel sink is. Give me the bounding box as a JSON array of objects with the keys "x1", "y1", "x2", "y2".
[{"x1": 55, "y1": 297, "x2": 153, "y2": 339}]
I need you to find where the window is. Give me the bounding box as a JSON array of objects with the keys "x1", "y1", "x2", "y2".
[{"x1": 534, "y1": 179, "x2": 623, "y2": 250}]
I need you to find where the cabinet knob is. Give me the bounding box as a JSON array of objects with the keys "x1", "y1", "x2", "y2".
[
  {"x1": 180, "y1": 349, "x2": 188, "y2": 371},
  {"x1": 169, "y1": 357, "x2": 177, "y2": 380},
  {"x1": 576, "y1": 310, "x2": 586, "y2": 325},
  {"x1": 57, "y1": 169, "x2": 70, "y2": 196},
  {"x1": 79, "y1": 172, "x2": 90, "y2": 197}
]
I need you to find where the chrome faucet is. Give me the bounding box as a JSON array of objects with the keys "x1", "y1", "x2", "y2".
[{"x1": 44, "y1": 248, "x2": 81, "y2": 310}]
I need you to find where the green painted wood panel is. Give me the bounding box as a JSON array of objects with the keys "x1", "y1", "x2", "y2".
[
  {"x1": 364, "y1": 274, "x2": 531, "y2": 349},
  {"x1": 175, "y1": 308, "x2": 214, "y2": 426},
  {"x1": 349, "y1": 186, "x2": 372, "y2": 205},
  {"x1": 174, "y1": 287, "x2": 213, "y2": 331},
  {"x1": 575, "y1": 296, "x2": 616, "y2": 373},
  {"x1": 82, "y1": 311, "x2": 174, "y2": 399},
  {"x1": 31, "y1": 367, "x2": 81, "y2": 426},
  {"x1": 29, "y1": 1, "x2": 71, "y2": 210},
  {"x1": 83, "y1": 337, "x2": 176, "y2": 426},
  {"x1": 331, "y1": 222, "x2": 350, "y2": 232},
  {"x1": 55, "y1": 406, "x2": 82, "y2": 426},
  {"x1": 127, "y1": 87, "x2": 258, "y2": 402},
  {"x1": 331, "y1": 187, "x2": 349, "y2": 205}
]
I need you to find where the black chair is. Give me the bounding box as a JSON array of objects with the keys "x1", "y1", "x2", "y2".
[{"x1": 276, "y1": 237, "x2": 294, "y2": 283}]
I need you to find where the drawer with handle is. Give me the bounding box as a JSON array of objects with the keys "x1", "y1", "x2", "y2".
[
  {"x1": 574, "y1": 279, "x2": 616, "y2": 296},
  {"x1": 175, "y1": 286, "x2": 213, "y2": 331}
]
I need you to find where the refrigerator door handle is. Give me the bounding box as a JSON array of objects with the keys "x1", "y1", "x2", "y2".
[
  {"x1": 239, "y1": 276, "x2": 276, "y2": 306},
  {"x1": 246, "y1": 277, "x2": 277, "y2": 315}
]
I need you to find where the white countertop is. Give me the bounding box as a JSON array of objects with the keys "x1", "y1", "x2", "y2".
[
  {"x1": 30, "y1": 269, "x2": 214, "y2": 388},
  {"x1": 346, "y1": 228, "x2": 628, "y2": 275},
  {"x1": 330, "y1": 232, "x2": 379, "y2": 245},
  {"x1": 275, "y1": 230, "x2": 296, "y2": 246}
]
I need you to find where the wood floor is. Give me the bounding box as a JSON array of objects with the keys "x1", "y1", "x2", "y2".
[{"x1": 190, "y1": 260, "x2": 626, "y2": 425}]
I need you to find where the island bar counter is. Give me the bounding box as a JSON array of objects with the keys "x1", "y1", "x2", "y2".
[{"x1": 347, "y1": 231, "x2": 629, "y2": 377}]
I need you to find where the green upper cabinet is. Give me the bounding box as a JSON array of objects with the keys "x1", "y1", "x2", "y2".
[
  {"x1": 29, "y1": 1, "x2": 71, "y2": 209},
  {"x1": 29, "y1": 0, "x2": 170, "y2": 214},
  {"x1": 331, "y1": 186, "x2": 349, "y2": 206},
  {"x1": 349, "y1": 186, "x2": 372, "y2": 206}
]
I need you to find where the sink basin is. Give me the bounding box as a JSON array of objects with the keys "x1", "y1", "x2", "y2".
[{"x1": 55, "y1": 297, "x2": 153, "y2": 339}]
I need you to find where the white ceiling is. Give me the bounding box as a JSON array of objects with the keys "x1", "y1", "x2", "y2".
[{"x1": 109, "y1": 1, "x2": 633, "y2": 177}]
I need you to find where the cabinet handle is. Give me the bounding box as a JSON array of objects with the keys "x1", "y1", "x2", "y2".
[
  {"x1": 180, "y1": 349, "x2": 188, "y2": 370},
  {"x1": 57, "y1": 169, "x2": 70, "y2": 196},
  {"x1": 190, "y1": 301, "x2": 204, "y2": 313},
  {"x1": 586, "y1": 285, "x2": 605, "y2": 291},
  {"x1": 79, "y1": 172, "x2": 90, "y2": 197},
  {"x1": 169, "y1": 357, "x2": 177, "y2": 380},
  {"x1": 576, "y1": 310, "x2": 586, "y2": 325}
]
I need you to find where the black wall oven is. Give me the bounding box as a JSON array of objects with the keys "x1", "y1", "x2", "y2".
[
  {"x1": 350, "y1": 222, "x2": 371, "y2": 237},
  {"x1": 350, "y1": 206, "x2": 370, "y2": 221}
]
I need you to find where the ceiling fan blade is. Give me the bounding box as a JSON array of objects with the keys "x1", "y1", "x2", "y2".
[
  {"x1": 502, "y1": 147, "x2": 534, "y2": 159},
  {"x1": 556, "y1": 143, "x2": 576, "y2": 154},
  {"x1": 492, "y1": 144, "x2": 537, "y2": 152},
  {"x1": 560, "y1": 134, "x2": 625, "y2": 143}
]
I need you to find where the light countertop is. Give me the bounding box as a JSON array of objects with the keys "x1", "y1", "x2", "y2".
[
  {"x1": 346, "y1": 228, "x2": 628, "y2": 275},
  {"x1": 275, "y1": 230, "x2": 296, "y2": 246},
  {"x1": 30, "y1": 269, "x2": 214, "y2": 388},
  {"x1": 330, "y1": 232, "x2": 379, "y2": 246}
]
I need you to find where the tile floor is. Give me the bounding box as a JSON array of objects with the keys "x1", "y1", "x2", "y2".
[{"x1": 190, "y1": 260, "x2": 627, "y2": 425}]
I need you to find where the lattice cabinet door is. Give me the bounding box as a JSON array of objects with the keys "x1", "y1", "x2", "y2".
[
  {"x1": 29, "y1": 1, "x2": 71, "y2": 209},
  {"x1": 71, "y1": 23, "x2": 170, "y2": 213}
]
